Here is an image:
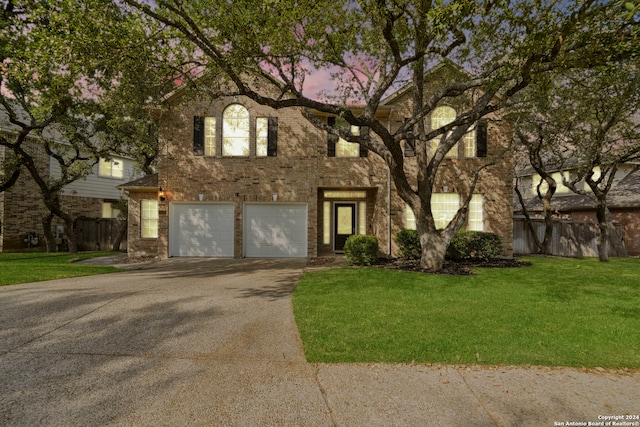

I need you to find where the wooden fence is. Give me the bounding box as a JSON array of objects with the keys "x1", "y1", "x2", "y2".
[
  {"x1": 513, "y1": 218, "x2": 627, "y2": 257},
  {"x1": 75, "y1": 218, "x2": 127, "y2": 252}
]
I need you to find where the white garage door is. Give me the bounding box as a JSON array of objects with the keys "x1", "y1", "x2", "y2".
[
  {"x1": 169, "y1": 203, "x2": 234, "y2": 257},
  {"x1": 244, "y1": 203, "x2": 308, "y2": 258}
]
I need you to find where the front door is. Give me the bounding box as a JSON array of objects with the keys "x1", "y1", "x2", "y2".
[{"x1": 334, "y1": 203, "x2": 356, "y2": 252}]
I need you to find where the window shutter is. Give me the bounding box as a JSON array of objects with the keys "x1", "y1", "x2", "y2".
[
  {"x1": 327, "y1": 117, "x2": 336, "y2": 157},
  {"x1": 193, "y1": 116, "x2": 205, "y2": 156},
  {"x1": 476, "y1": 121, "x2": 487, "y2": 158},
  {"x1": 267, "y1": 117, "x2": 278, "y2": 156},
  {"x1": 359, "y1": 126, "x2": 369, "y2": 157},
  {"x1": 403, "y1": 118, "x2": 415, "y2": 157}
]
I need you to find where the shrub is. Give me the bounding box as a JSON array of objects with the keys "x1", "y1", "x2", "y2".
[
  {"x1": 396, "y1": 229, "x2": 421, "y2": 260},
  {"x1": 344, "y1": 235, "x2": 379, "y2": 265},
  {"x1": 446, "y1": 229, "x2": 503, "y2": 261}
]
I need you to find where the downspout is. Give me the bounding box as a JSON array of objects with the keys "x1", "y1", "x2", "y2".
[{"x1": 386, "y1": 116, "x2": 392, "y2": 257}]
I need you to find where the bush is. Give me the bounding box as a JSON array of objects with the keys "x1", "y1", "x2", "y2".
[
  {"x1": 446, "y1": 229, "x2": 503, "y2": 261},
  {"x1": 396, "y1": 229, "x2": 421, "y2": 260},
  {"x1": 344, "y1": 235, "x2": 379, "y2": 265}
]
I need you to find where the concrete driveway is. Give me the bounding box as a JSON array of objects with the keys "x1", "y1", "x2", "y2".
[{"x1": 1, "y1": 258, "x2": 638, "y2": 426}]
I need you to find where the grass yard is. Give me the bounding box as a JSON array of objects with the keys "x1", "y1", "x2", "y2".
[
  {"x1": 293, "y1": 257, "x2": 640, "y2": 368},
  {"x1": 0, "y1": 252, "x2": 123, "y2": 286}
]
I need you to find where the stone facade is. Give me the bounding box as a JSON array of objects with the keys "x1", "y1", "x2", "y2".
[{"x1": 127, "y1": 65, "x2": 514, "y2": 259}]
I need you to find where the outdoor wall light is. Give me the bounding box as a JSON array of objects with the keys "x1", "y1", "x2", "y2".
[
  {"x1": 199, "y1": 194, "x2": 204, "y2": 201},
  {"x1": 272, "y1": 194, "x2": 278, "y2": 202},
  {"x1": 159, "y1": 188, "x2": 166, "y2": 202}
]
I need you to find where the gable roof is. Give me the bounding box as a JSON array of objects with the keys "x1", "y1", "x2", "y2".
[
  {"x1": 380, "y1": 60, "x2": 472, "y2": 106},
  {"x1": 117, "y1": 173, "x2": 158, "y2": 192}
]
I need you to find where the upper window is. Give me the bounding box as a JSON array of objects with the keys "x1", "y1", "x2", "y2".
[
  {"x1": 194, "y1": 105, "x2": 277, "y2": 157},
  {"x1": 205, "y1": 117, "x2": 216, "y2": 156},
  {"x1": 327, "y1": 117, "x2": 368, "y2": 158},
  {"x1": 533, "y1": 172, "x2": 570, "y2": 194},
  {"x1": 431, "y1": 106, "x2": 458, "y2": 159},
  {"x1": 256, "y1": 117, "x2": 268, "y2": 157},
  {"x1": 336, "y1": 125, "x2": 361, "y2": 157},
  {"x1": 98, "y1": 158, "x2": 123, "y2": 179},
  {"x1": 222, "y1": 104, "x2": 250, "y2": 156}
]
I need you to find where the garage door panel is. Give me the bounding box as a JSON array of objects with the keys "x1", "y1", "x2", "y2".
[
  {"x1": 244, "y1": 204, "x2": 307, "y2": 258},
  {"x1": 170, "y1": 203, "x2": 234, "y2": 257}
]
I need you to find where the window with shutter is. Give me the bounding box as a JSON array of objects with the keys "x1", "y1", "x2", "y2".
[
  {"x1": 193, "y1": 116, "x2": 205, "y2": 156},
  {"x1": 267, "y1": 117, "x2": 278, "y2": 157},
  {"x1": 476, "y1": 121, "x2": 488, "y2": 158}
]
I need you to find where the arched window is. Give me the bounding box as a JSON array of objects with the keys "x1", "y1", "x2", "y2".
[
  {"x1": 222, "y1": 104, "x2": 250, "y2": 156},
  {"x1": 431, "y1": 106, "x2": 458, "y2": 158}
]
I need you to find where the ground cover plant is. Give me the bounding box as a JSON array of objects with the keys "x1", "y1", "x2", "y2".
[
  {"x1": 0, "y1": 252, "x2": 122, "y2": 286},
  {"x1": 293, "y1": 257, "x2": 640, "y2": 368}
]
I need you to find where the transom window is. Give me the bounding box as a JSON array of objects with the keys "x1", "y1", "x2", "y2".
[{"x1": 222, "y1": 104, "x2": 250, "y2": 156}]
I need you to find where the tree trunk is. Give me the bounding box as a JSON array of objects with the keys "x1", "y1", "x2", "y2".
[
  {"x1": 63, "y1": 217, "x2": 79, "y2": 254},
  {"x1": 418, "y1": 230, "x2": 448, "y2": 271},
  {"x1": 595, "y1": 202, "x2": 609, "y2": 262},
  {"x1": 112, "y1": 219, "x2": 127, "y2": 252},
  {"x1": 41, "y1": 212, "x2": 57, "y2": 252}
]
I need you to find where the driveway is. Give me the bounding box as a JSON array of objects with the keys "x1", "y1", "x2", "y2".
[{"x1": 1, "y1": 258, "x2": 638, "y2": 426}]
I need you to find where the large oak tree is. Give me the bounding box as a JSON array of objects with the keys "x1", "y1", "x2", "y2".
[
  {"x1": 124, "y1": 0, "x2": 639, "y2": 269},
  {"x1": 1, "y1": 0, "x2": 171, "y2": 252}
]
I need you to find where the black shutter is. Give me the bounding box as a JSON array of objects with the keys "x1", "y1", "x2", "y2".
[
  {"x1": 267, "y1": 117, "x2": 278, "y2": 156},
  {"x1": 359, "y1": 126, "x2": 369, "y2": 157},
  {"x1": 476, "y1": 121, "x2": 488, "y2": 158},
  {"x1": 193, "y1": 116, "x2": 205, "y2": 156},
  {"x1": 327, "y1": 117, "x2": 336, "y2": 157},
  {"x1": 403, "y1": 118, "x2": 415, "y2": 157}
]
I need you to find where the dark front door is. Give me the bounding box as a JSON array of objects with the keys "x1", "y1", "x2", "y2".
[{"x1": 334, "y1": 203, "x2": 356, "y2": 252}]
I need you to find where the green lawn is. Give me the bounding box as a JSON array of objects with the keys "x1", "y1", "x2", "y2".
[
  {"x1": 293, "y1": 257, "x2": 640, "y2": 368},
  {"x1": 0, "y1": 252, "x2": 123, "y2": 286}
]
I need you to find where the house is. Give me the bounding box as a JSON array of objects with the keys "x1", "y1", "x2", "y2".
[
  {"x1": 120, "y1": 63, "x2": 514, "y2": 259},
  {"x1": 514, "y1": 163, "x2": 640, "y2": 255},
  {"x1": 0, "y1": 113, "x2": 139, "y2": 252}
]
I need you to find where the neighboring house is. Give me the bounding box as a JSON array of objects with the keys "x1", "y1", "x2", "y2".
[
  {"x1": 120, "y1": 63, "x2": 514, "y2": 259},
  {"x1": 514, "y1": 162, "x2": 640, "y2": 255},
  {"x1": 0, "y1": 124, "x2": 138, "y2": 252}
]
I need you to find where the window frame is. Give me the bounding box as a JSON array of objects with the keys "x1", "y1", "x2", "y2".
[
  {"x1": 222, "y1": 104, "x2": 251, "y2": 157},
  {"x1": 195, "y1": 104, "x2": 277, "y2": 158},
  {"x1": 98, "y1": 157, "x2": 124, "y2": 179},
  {"x1": 141, "y1": 199, "x2": 159, "y2": 239}
]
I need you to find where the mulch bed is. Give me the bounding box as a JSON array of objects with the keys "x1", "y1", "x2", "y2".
[{"x1": 374, "y1": 257, "x2": 532, "y2": 275}]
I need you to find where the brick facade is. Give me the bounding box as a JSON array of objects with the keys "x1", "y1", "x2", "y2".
[
  {"x1": 0, "y1": 139, "x2": 110, "y2": 252},
  {"x1": 127, "y1": 66, "x2": 514, "y2": 259}
]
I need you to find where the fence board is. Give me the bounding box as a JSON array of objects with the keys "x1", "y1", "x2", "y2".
[
  {"x1": 513, "y1": 218, "x2": 626, "y2": 257},
  {"x1": 76, "y1": 218, "x2": 127, "y2": 252}
]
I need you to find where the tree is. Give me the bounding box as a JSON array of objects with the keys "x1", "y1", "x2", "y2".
[
  {"x1": 513, "y1": 63, "x2": 640, "y2": 261},
  {"x1": 123, "y1": 0, "x2": 638, "y2": 270},
  {"x1": 1, "y1": 0, "x2": 170, "y2": 252}
]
